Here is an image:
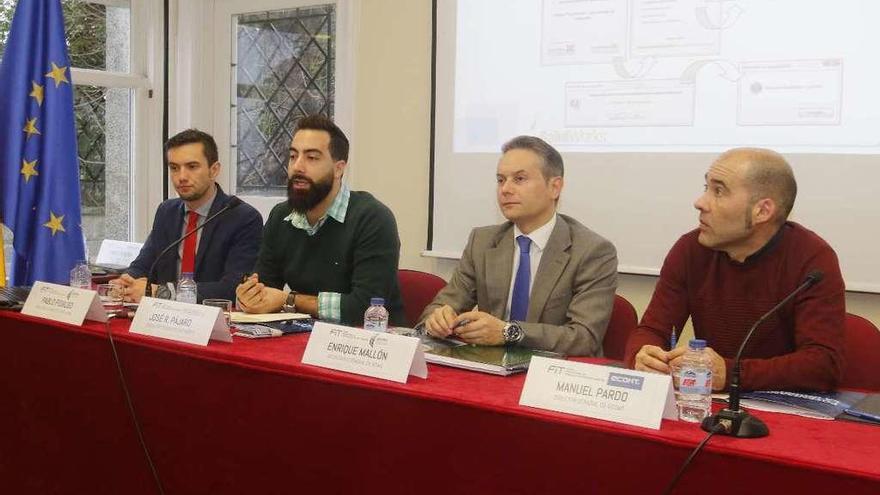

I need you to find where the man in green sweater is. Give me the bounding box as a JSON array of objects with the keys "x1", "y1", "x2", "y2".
[{"x1": 235, "y1": 115, "x2": 405, "y2": 326}]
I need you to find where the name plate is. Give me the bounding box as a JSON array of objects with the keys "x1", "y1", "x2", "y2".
[
  {"x1": 130, "y1": 297, "x2": 231, "y2": 346},
  {"x1": 302, "y1": 322, "x2": 427, "y2": 383},
  {"x1": 520, "y1": 357, "x2": 677, "y2": 430},
  {"x1": 95, "y1": 239, "x2": 144, "y2": 268},
  {"x1": 22, "y1": 281, "x2": 107, "y2": 325}
]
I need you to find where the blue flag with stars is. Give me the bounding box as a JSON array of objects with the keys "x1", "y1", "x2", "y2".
[{"x1": 0, "y1": 0, "x2": 85, "y2": 285}]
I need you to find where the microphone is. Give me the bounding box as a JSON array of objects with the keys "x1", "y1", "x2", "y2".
[
  {"x1": 143, "y1": 196, "x2": 244, "y2": 298},
  {"x1": 700, "y1": 270, "x2": 824, "y2": 438}
]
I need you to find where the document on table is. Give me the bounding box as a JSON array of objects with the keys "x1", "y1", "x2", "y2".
[{"x1": 230, "y1": 311, "x2": 310, "y2": 323}]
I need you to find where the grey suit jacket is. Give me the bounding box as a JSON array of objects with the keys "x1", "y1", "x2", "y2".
[{"x1": 420, "y1": 214, "x2": 618, "y2": 356}]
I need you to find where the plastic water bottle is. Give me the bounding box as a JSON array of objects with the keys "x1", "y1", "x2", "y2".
[
  {"x1": 176, "y1": 272, "x2": 198, "y2": 304},
  {"x1": 363, "y1": 297, "x2": 389, "y2": 332},
  {"x1": 69, "y1": 260, "x2": 91, "y2": 289},
  {"x1": 676, "y1": 339, "x2": 713, "y2": 423}
]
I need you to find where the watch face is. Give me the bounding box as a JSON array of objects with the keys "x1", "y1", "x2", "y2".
[{"x1": 504, "y1": 323, "x2": 523, "y2": 343}]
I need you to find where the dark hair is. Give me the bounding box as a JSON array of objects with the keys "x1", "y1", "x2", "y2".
[
  {"x1": 501, "y1": 135, "x2": 564, "y2": 179},
  {"x1": 294, "y1": 115, "x2": 350, "y2": 162},
  {"x1": 164, "y1": 129, "x2": 219, "y2": 165}
]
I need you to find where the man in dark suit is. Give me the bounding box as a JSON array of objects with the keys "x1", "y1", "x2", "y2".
[
  {"x1": 115, "y1": 129, "x2": 262, "y2": 303},
  {"x1": 419, "y1": 136, "x2": 618, "y2": 356}
]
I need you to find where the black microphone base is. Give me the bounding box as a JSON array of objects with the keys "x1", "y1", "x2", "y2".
[{"x1": 701, "y1": 408, "x2": 769, "y2": 438}]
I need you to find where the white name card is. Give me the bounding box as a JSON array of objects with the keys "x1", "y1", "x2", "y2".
[
  {"x1": 130, "y1": 297, "x2": 231, "y2": 346},
  {"x1": 520, "y1": 357, "x2": 677, "y2": 430},
  {"x1": 302, "y1": 322, "x2": 427, "y2": 383},
  {"x1": 95, "y1": 239, "x2": 144, "y2": 268},
  {"x1": 22, "y1": 281, "x2": 108, "y2": 325}
]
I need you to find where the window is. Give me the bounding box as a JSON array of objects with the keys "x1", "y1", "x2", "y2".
[
  {"x1": 232, "y1": 4, "x2": 336, "y2": 197},
  {"x1": 1, "y1": 0, "x2": 158, "y2": 265}
]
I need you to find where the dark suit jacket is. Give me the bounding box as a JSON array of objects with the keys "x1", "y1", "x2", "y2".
[
  {"x1": 126, "y1": 185, "x2": 263, "y2": 302},
  {"x1": 419, "y1": 214, "x2": 618, "y2": 356}
]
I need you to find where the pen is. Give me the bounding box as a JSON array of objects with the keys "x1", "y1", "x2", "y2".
[
  {"x1": 844, "y1": 408, "x2": 880, "y2": 423},
  {"x1": 669, "y1": 326, "x2": 677, "y2": 351},
  {"x1": 453, "y1": 318, "x2": 471, "y2": 329},
  {"x1": 448, "y1": 319, "x2": 471, "y2": 338}
]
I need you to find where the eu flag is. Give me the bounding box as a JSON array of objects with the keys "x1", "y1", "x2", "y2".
[{"x1": 0, "y1": 0, "x2": 85, "y2": 285}]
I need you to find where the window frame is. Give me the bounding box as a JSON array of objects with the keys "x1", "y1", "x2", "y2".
[
  {"x1": 202, "y1": 0, "x2": 356, "y2": 220},
  {"x1": 67, "y1": 0, "x2": 166, "y2": 243}
]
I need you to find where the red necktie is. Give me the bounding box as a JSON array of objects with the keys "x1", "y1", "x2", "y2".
[{"x1": 180, "y1": 211, "x2": 199, "y2": 275}]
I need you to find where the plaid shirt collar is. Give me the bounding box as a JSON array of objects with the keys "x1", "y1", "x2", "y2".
[{"x1": 283, "y1": 183, "x2": 350, "y2": 236}]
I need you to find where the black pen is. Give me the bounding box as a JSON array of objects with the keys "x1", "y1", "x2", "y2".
[
  {"x1": 844, "y1": 408, "x2": 880, "y2": 423},
  {"x1": 452, "y1": 319, "x2": 471, "y2": 330}
]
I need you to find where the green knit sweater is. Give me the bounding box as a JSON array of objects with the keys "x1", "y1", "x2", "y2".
[{"x1": 255, "y1": 191, "x2": 405, "y2": 326}]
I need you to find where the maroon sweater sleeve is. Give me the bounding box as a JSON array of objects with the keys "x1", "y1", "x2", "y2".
[
  {"x1": 738, "y1": 245, "x2": 845, "y2": 391},
  {"x1": 624, "y1": 236, "x2": 692, "y2": 368}
]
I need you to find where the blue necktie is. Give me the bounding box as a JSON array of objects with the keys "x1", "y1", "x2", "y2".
[{"x1": 510, "y1": 235, "x2": 532, "y2": 321}]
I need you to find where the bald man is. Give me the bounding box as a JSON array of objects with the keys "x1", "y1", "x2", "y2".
[{"x1": 625, "y1": 148, "x2": 845, "y2": 392}]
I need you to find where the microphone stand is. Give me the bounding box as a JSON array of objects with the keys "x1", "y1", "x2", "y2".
[
  {"x1": 144, "y1": 197, "x2": 242, "y2": 298},
  {"x1": 700, "y1": 272, "x2": 823, "y2": 438}
]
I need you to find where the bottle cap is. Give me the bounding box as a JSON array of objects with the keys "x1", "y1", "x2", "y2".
[
  {"x1": 370, "y1": 297, "x2": 385, "y2": 306},
  {"x1": 689, "y1": 338, "x2": 707, "y2": 349}
]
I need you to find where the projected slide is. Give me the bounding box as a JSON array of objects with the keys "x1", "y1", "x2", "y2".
[
  {"x1": 565, "y1": 79, "x2": 695, "y2": 127},
  {"x1": 541, "y1": 0, "x2": 628, "y2": 65},
  {"x1": 452, "y1": 0, "x2": 880, "y2": 152}
]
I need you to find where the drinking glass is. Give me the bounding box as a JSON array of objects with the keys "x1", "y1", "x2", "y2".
[
  {"x1": 203, "y1": 298, "x2": 233, "y2": 327},
  {"x1": 96, "y1": 283, "x2": 124, "y2": 316}
]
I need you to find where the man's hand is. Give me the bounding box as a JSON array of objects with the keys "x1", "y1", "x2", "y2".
[
  {"x1": 424, "y1": 305, "x2": 458, "y2": 338},
  {"x1": 452, "y1": 310, "x2": 506, "y2": 346},
  {"x1": 112, "y1": 274, "x2": 147, "y2": 303},
  {"x1": 634, "y1": 344, "x2": 672, "y2": 374},
  {"x1": 235, "y1": 274, "x2": 285, "y2": 314},
  {"x1": 669, "y1": 346, "x2": 727, "y2": 391}
]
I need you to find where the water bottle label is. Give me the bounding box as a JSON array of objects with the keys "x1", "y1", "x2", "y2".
[
  {"x1": 679, "y1": 368, "x2": 712, "y2": 394},
  {"x1": 364, "y1": 320, "x2": 387, "y2": 332}
]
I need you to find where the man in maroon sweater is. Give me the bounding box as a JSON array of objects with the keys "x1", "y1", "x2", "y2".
[{"x1": 625, "y1": 148, "x2": 845, "y2": 392}]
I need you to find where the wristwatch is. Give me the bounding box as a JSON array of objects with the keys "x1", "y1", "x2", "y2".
[
  {"x1": 282, "y1": 291, "x2": 298, "y2": 313},
  {"x1": 502, "y1": 321, "x2": 525, "y2": 345}
]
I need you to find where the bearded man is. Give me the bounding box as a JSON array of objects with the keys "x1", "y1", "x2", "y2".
[{"x1": 235, "y1": 115, "x2": 405, "y2": 325}]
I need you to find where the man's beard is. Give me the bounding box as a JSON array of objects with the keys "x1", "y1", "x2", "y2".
[{"x1": 287, "y1": 172, "x2": 334, "y2": 213}]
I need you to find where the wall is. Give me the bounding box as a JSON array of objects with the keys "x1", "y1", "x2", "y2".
[{"x1": 348, "y1": 0, "x2": 879, "y2": 327}]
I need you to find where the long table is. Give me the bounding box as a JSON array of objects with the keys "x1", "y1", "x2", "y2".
[{"x1": 1, "y1": 311, "x2": 878, "y2": 495}]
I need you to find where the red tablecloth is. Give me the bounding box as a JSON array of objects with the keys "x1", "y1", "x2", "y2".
[{"x1": 1, "y1": 311, "x2": 878, "y2": 495}]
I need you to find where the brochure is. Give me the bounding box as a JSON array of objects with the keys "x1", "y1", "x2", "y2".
[{"x1": 419, "y1": 336, "x2": 564, "y2": 376}]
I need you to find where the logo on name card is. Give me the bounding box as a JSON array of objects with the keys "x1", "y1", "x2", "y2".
[
  {"x1": 39, "y1": 284, "x2": 76, "y2": 300},
  {"x1": 607, "y1": 372, "x2": 645, "y2": 390},
  {"x1": 548, "y1": 364, "x2": 566, "y2": 375},
  {"x1": 369, "y1": 334, "x2": 390, "y2": 348},
  {"x1": 546, "y1": 363, "x2": 600, "y2": 381}
]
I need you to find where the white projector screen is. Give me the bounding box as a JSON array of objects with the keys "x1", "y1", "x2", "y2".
[{"x1": 430, "y1": 0, "x2": 880, "y2": 293}]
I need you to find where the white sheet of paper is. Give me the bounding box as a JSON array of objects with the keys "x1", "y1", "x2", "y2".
[
  {"x1": 230, "y1": 311, "x2": 310, "y2": 323},
  {"x1": 22, "y1": 281, "x2": 107, "y2": 325},
  {"x1": 130, "y1": 297, "x2": 230, "y2": 346},
  {"x1": 94, "y1": 239, "x2": 144, "y2": 268},
  {"x1": 302, "y1": 322, "x2": 427, "y2": 383},
  {"x1": 520, "y1": 357, "x2": 677, "y2": 430}
]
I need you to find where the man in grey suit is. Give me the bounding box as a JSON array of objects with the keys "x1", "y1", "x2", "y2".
[{"x1": 419, "y1": 136, "x2": 618, "y2": 356}]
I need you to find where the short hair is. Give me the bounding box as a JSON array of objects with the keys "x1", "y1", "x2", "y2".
[
  {"x1": 501, "y1": 135, "x2": 564, "y2": 179},
  {"x1": 293, "y1": 115, "x2": 350, "y2": 162},
  {"x1": 165, "y1": 129, "x2": 219, "y2": 165},
  {"x1": 722, "y1": 148, "x2": 798, "y2": 223}
]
